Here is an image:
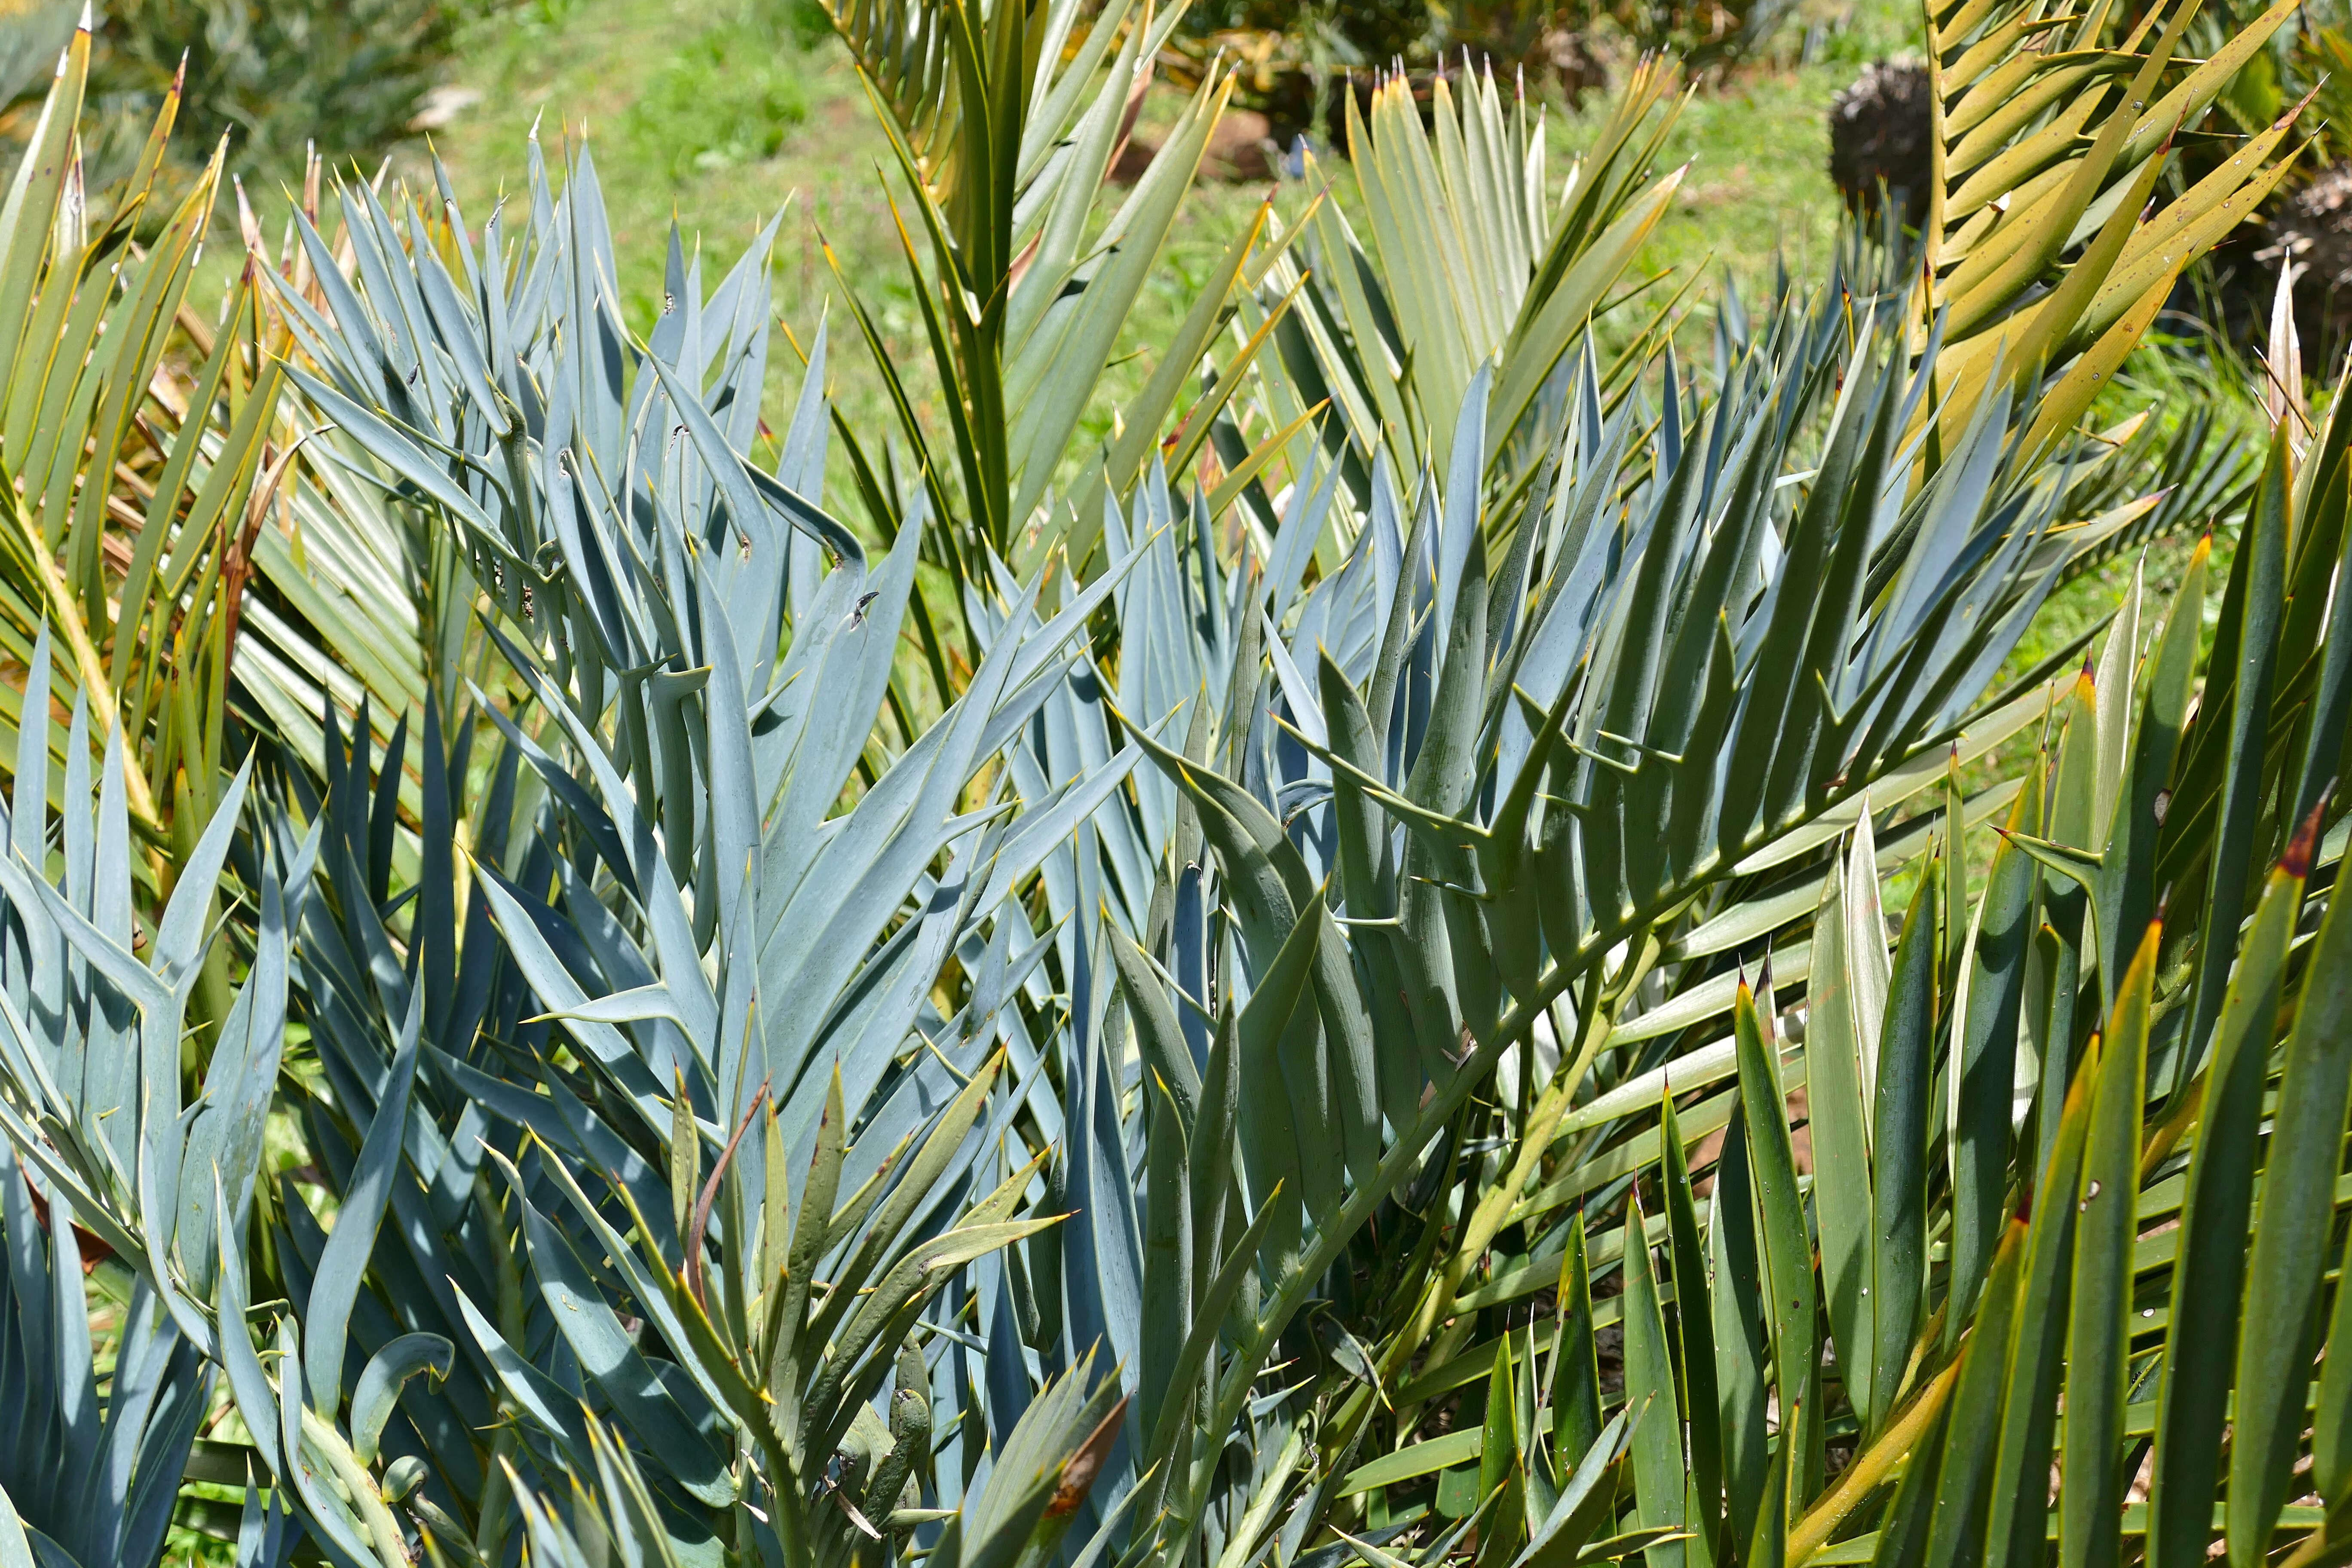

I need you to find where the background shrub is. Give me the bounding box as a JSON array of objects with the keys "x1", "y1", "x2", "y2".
[{"x1": 96, "y1": 0, "x2": 463, "y2": 175}]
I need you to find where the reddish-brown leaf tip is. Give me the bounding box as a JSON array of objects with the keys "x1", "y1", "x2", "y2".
[
  {"x1": 2282, "y1": 784, "x2": 2334, "y2": 879},
  {"x1": 1049, "y1": 1396, "x2": 1130, "y2": 1516}
]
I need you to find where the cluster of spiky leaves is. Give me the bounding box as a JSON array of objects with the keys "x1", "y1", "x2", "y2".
[
  {"x1": 0, "y1": 0, "x2": 2346, "y2": 1567},
  {"x1": 1248, "y1": 374, "x2": 2352, "y2": 1568},
  {"x1": 0, "y1": 31, "x2": 273, "y2": 907},
  {"x1": 0, "y1": 22, "x2": 476, "y2": 1040},
  {"x1": 1036, "y1": 258, "x2": 2352, "y2": 1568},
  {"x1": 1, "y1": 57, "x2": 1163, "y2": 1562}
]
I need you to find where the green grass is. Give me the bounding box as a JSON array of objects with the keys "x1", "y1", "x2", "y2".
[{"x1": 617, "y1": 16, "x2": 812, "y2": 184}]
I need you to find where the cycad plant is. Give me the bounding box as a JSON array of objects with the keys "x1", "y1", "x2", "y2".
[
  {"x1": 821, "y1": 0, "x2": 1259, "y2": 605},
  {"x1": 0, "y1": 0, "x2": 2344, "y2": 1562},
  {"x1": 1032, "y1": 254, "x2": 2340, "y2": 1568},
  {"x1": 6, "y1": 120, "x2": 1161, "y2": 1568},
  {"x1": 0, "y1": 627, "x2": 301, "y2": 1568},
  {"x1": 1255, "y1": 58, "x2": 1690, "y2": 496},
  {"x1": 1913, "y1": 0, "x2": 2308, "y2": 443},
  {"x1": 1242, "y1": 364, "x2": 2352, "y2": 1568}
]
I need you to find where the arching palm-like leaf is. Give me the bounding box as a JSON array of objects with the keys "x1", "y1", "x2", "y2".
[
  {"x1": 0, "y1": 25, "x2": 442, "y2": 995},
  {"x1": 823, "y1": 0, "x2": 1295, "y2": 600},
  {"x1": 1919, "y1": 0, "x2": 2308, "y2": 445},
  {"x1": 1253, "y1": 59, "x2": 1689, "y2": 495}
]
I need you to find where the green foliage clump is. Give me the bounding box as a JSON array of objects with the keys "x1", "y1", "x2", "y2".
[{"x1": 95, "y1": 0, "x2": 463, "y2": 175}]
